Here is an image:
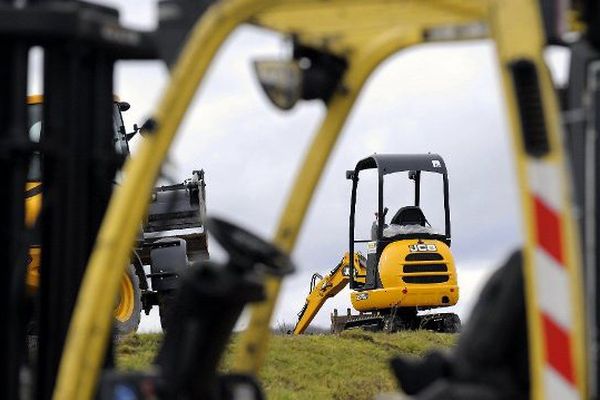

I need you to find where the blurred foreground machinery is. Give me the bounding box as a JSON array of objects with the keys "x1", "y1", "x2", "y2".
[
  {"x1": 3, "y1": 1, "x2": 600, "y2": 400},
  {"x1": 101, "y1": 217, "x2": 294, "y2": 400}
]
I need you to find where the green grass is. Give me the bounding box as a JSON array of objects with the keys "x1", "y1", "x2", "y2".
[
  {"x1": 115, "y1": 333, "x2": 163, "y2": 370},
  {"x1": 116, "y1": 330, "x2": 455, "y2": 399}
]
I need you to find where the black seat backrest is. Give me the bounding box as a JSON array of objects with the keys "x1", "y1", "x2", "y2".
[{"x1": 390, "y1": 206, "x2": 427, "y2": 226}]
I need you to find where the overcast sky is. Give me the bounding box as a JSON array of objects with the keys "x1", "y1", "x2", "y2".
[{"x1": 40, "y1": 1, "x2": 569, "y2": 331}]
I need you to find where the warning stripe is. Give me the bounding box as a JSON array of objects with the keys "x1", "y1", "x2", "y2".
[
  {"x1": 542, "y1": 312, "x2": 575, "y2": 384},
  {"x1": 533, "y1": 196, "x2": 564, "y2": 265},
  {"x1": 528, "y1": 160, "x2": 579, "y2": 399}
]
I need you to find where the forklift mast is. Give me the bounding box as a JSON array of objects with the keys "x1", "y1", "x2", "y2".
[{"x1": 0, "y1": 1, "x2": 155, "y2": 398}]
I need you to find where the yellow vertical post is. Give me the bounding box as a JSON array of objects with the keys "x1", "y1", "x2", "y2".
[{"x1": 490, "y1": 0, "x2": 586, "y2": 398}]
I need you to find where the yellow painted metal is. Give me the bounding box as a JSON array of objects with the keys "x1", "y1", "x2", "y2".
[
  {"x1": 378, "y1": 239, "x2": 455, "y2": 290},
  {"x1": 351, "y1": 284, "x2": 458, "y2": 311},
  {"x1": 114, "y1": 273, "x2": 135, "y2": 322},
  {"x1": 352, "y1": 238, "x2": 458, "y2": 311},
  {"x1": 25, "y1": 182, "x2": 42, "y2": 294},
  {"x1": 490, "y1": 0, "x2": 586, "y2": 398},
  {"x1": 253, "y1": 0, "x2": 488, "y2": 56},
  {"x1": 25, "y1": 182, "x2": 42, "y2": 228},
  {"x1": 26, "y1": 94, "x2": 43, "y2": 105},
  {"x1": 52, "y1": 0, "x2": 587, "y2": 399}
]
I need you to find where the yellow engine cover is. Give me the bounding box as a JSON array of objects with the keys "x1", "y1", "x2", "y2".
[
  {"x1": 25, "y1": 182, "x2": 42, "y2": 229},
  {"x1": 25, "y1": 182, "x2": 42, "y2": 293},
  {"x1": 351, "y1": 238, "x2": 459, "y2": 311}
]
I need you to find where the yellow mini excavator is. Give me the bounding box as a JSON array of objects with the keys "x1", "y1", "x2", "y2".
[{"x1": 294, "y1": 154, "x2": 460, "y2": 334}]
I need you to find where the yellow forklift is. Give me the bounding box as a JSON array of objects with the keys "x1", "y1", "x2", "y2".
[
  {"x1": 1, "y1": 1, "x2": 598, "y2": 400},
  {"x1": 294, "y1": 154, "x2": 459, "y2": 334}
]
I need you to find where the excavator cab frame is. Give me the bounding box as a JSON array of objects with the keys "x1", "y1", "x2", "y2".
[{"x1": 347, "y1": 154, "x2": 451, "y2": 290}]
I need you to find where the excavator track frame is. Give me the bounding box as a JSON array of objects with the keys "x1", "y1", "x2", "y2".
[
  {"x1": 331, "y1": 308, "x2": 461, "y2": 334},
  {"x1": 331, "y1": 309, "x2": 384, "y2": 333}
]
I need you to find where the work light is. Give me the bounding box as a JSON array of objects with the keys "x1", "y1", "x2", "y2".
[
  {"x1": 253, "y1": 59, "x2": 302, "y2": 110},
  {"x1": 254, "y1": 44, "x2": 348, "y2": 111}
]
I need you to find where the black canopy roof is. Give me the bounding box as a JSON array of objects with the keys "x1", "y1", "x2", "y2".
[{"x1": 354, "y1": 153, "x2": 447, "y2": 176}]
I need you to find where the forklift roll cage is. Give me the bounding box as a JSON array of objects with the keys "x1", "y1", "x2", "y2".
[
  {"x1": 347, "y1": 153, "x2": 451, "y2": 290},
  {"x1": 36, "y1": 1, "x2": 590, "y2": 399}
]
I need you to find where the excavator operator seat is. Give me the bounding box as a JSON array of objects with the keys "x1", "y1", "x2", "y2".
[{"x1": 390, "y1": 206, "x2": 427, "y2": 226}]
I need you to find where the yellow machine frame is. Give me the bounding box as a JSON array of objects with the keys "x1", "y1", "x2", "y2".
[{"x1": 53, "y1": 1, "x2": 586, "y2": 399}]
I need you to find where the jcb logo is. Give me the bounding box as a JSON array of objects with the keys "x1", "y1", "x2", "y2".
[
  {"x1": 356, "y1": 293, "x2": 369, "y2": 301},
  {"x1": 409, "y1": 244, "x2": 437, "y2": 252}
]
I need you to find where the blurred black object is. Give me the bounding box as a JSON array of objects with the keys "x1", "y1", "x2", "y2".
[
  {"x1": 100, "y1": 216, "x2": 294, "y2": 400},
  {"x1": 391, "y1": 251, "x2": 528, "y2": 400}
]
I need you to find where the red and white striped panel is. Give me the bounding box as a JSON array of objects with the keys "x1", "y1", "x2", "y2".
[{"x1": 528, "y1": 160, "x2": 580, "y2": 400}]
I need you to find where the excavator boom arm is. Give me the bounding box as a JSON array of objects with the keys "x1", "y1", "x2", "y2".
[{"x1": 293, "y1": 252, "x2": 365, "y2": 334}]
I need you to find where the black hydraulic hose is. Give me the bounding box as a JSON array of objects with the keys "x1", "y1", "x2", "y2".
[{"x1": 443, "y1": 173, "x2": 451, "y2": 242}]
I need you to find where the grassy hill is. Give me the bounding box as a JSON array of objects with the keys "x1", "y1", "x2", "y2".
[{"x1": 117, "y1": 330, "x2": 455, "y2": 400}]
